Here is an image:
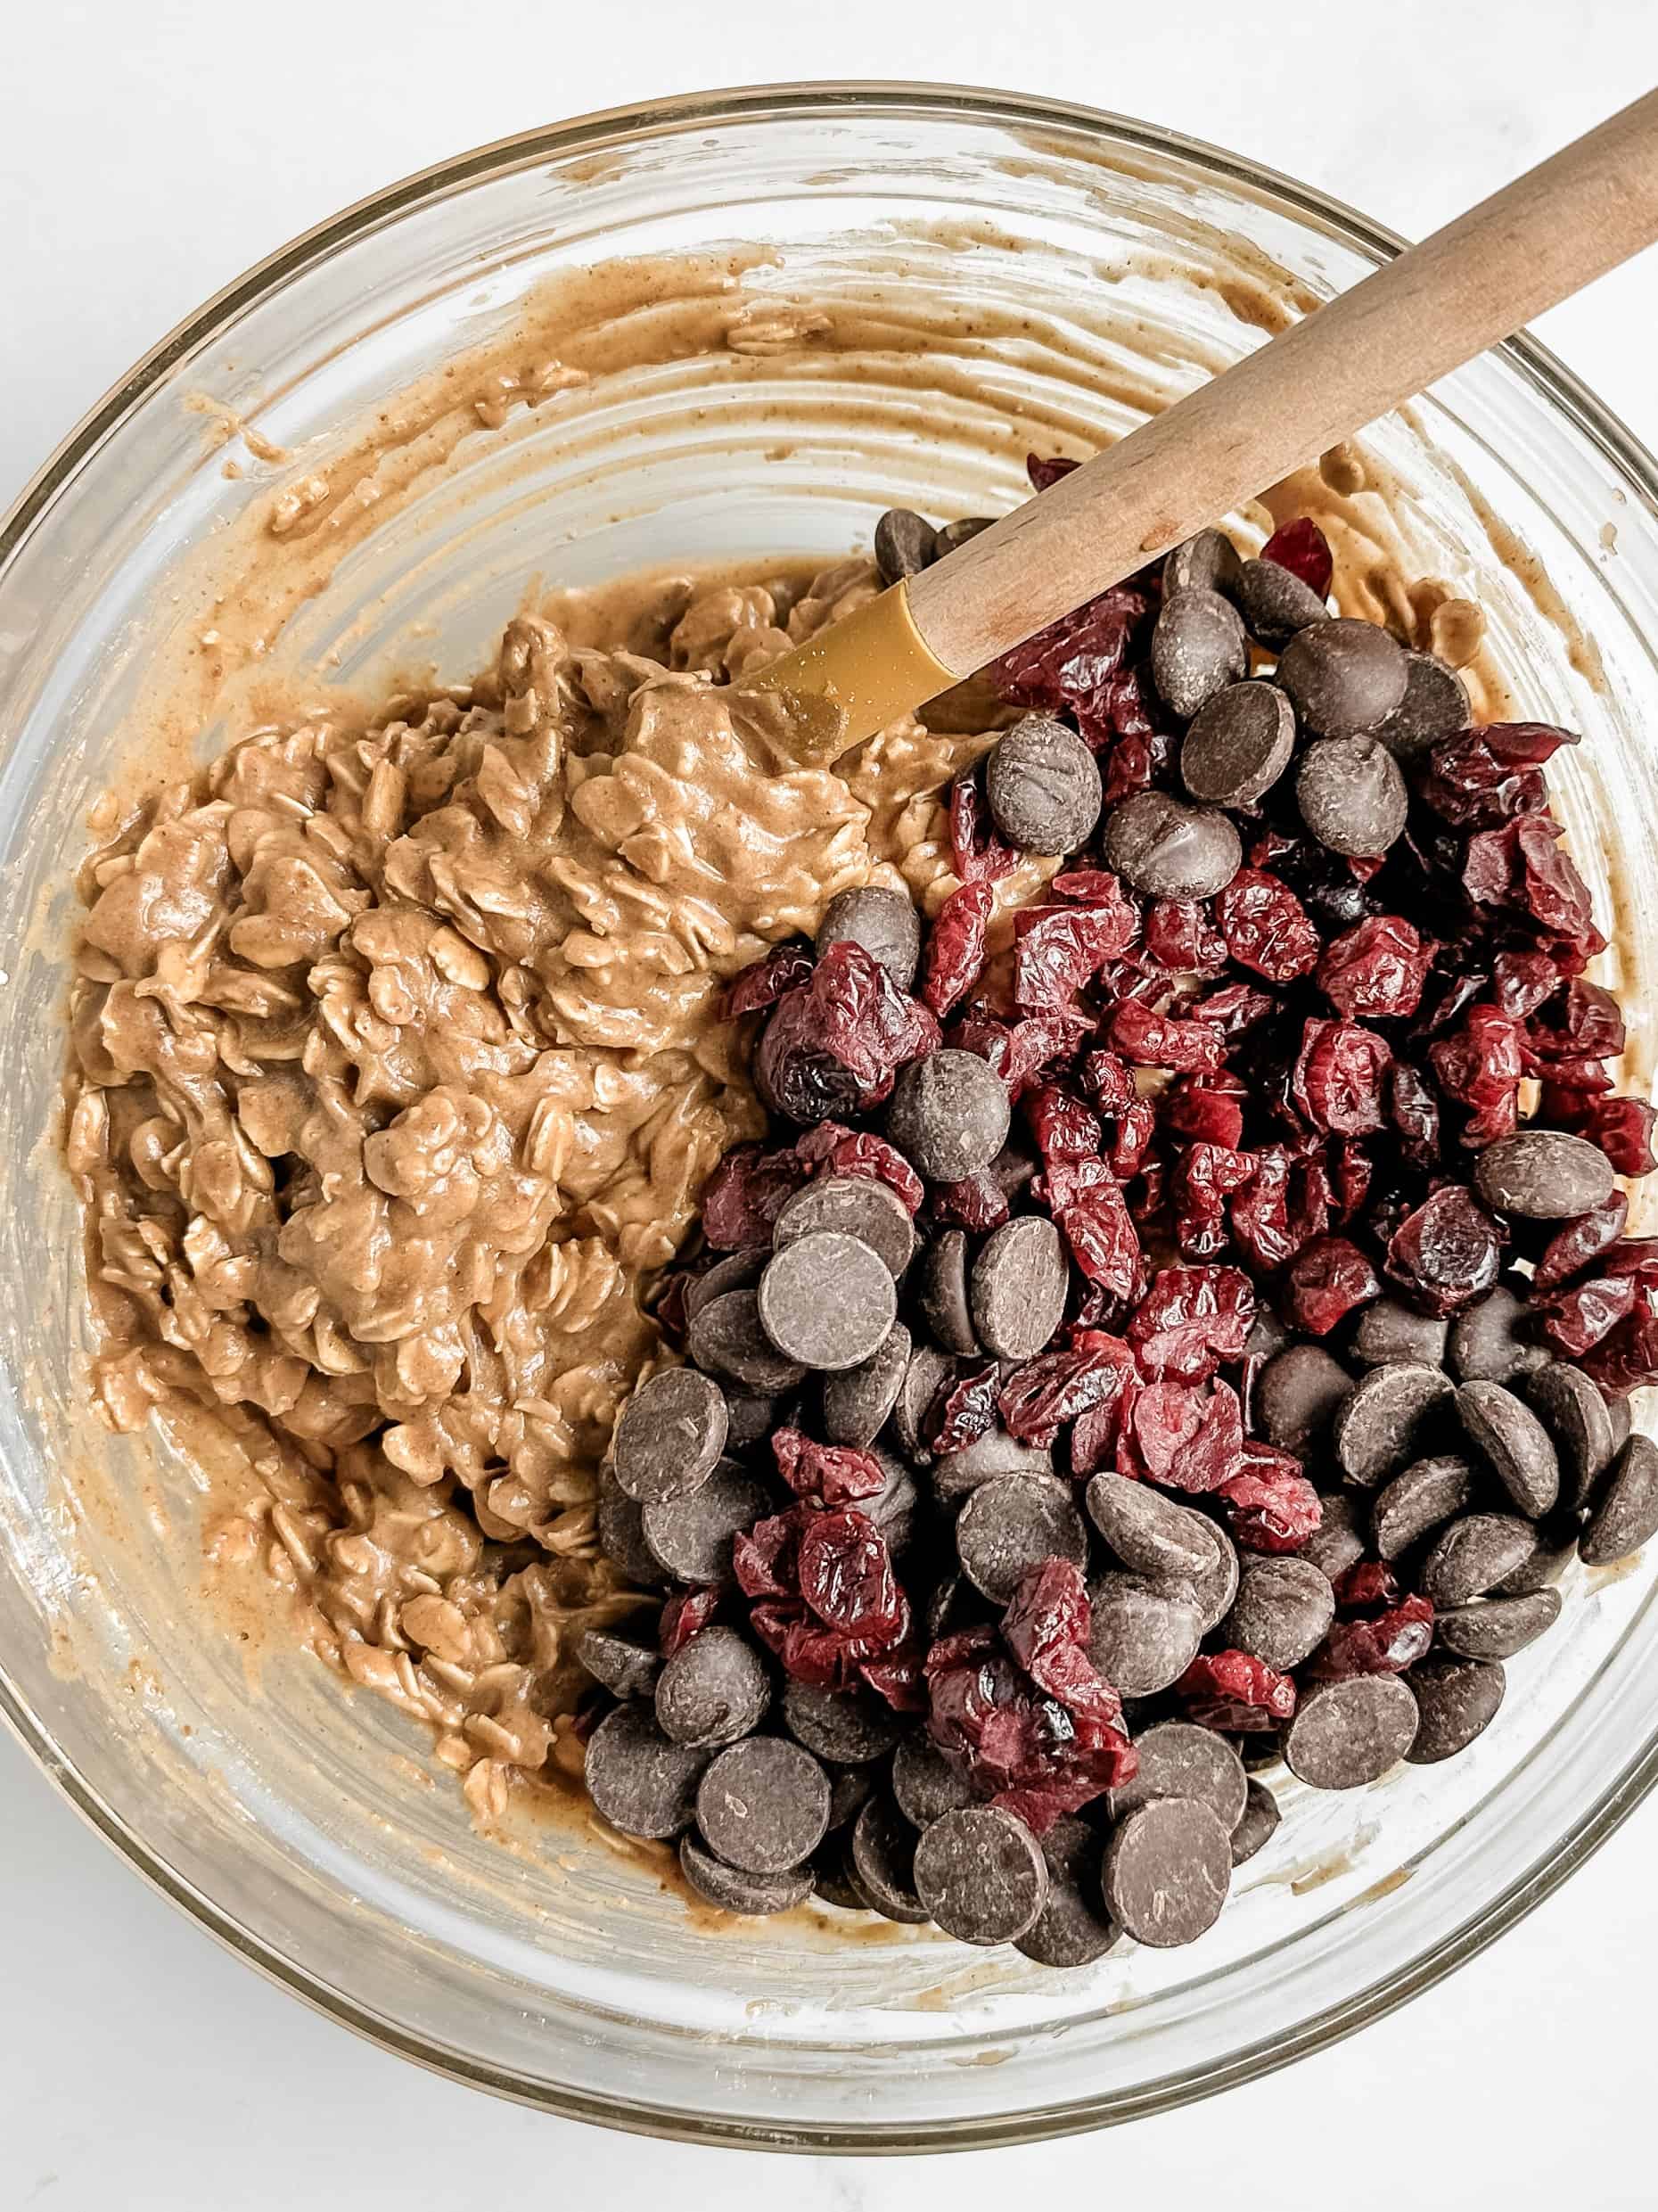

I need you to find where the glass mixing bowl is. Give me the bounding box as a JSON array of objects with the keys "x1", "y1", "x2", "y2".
[{"x1": 4, "y1": 84, "x2": 1658, "y2": 2151}]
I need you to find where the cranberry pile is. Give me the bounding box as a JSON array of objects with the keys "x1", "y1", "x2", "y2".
[{"x1": 579, "y1": 481, "x2": 1658, "y2": 1959}]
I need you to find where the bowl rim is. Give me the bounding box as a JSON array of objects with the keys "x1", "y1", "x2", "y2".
[{"x1": 7, "y1": 76, "x2": 1658, "y2": 2152}]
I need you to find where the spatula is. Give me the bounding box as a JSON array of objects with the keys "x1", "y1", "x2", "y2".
[{"x1": 745, "y1": 88, "x2": 1658, "y2": 760}]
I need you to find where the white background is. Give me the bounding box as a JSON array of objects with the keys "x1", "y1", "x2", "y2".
[{"x1": 5, "y1": 4, "x2": 1658, "y2": 2205}]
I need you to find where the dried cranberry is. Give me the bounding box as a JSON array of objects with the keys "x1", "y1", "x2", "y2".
[
  {"x1": 1334, "y1": 1560, "x2": 1400, "y2": 1614},
  {"x1": 1101, "y1": 724, "x2": 1180, "y2": 798},
  {"x1": 1165, "y1": 1073, "x2": 1247, "y2": 1149},
  {"x1": 1424, "y1": 722, "x2": 1577, "y2": 826},
  {"x1": 1389, "y1": 1061, "x2": 1442, "y2": 1168},
  {"x1": 1465, "y1": 816, "x2": 1602, "y2": 951},
  {"x1": 1105, "y1": 997, "x2": 1226, "y2": 1073},
  {"x1": 797, "y1": 1510, "x2": 905, "y2": 1640},
  {"x1": 652, "y1": 1271, "x2": 692, "y2": 1348},
  {"x1": 1025, "y1": 1084, "x2": 1104, "y2": 1163},
  {"x1": 1001, "y1": 1558, "x2": 1121, "y2": 1717},
  {"x1": 796, "y1": 1122, "x2": 925, "y2": 1213},
  {"x1": 1429, "y1": 1004, "x2": 1527, "y2": 1147},
  {"x1": 1292, "y1": 1018, "x2": 1392, "y2": 1136},
  {"x1": 948, "y1": 769, "x2": 1019, "y2": 886},
  {"x1": 1121, "y1": 1377, "x2": 1244, "y2": 1491},
  {"x1": 772, "y1": 1427, "x2": 886, "y2": 1506},
  {"x1": 999, "y1": 1329, "x2": 1139, "y2": 1446},
  {"x1": 931, "y1": 1172, "x2": 1012, "y2": 1231},
  {"x1": 1309, "y1": 1595, "x2": 1434, "y2": 1680},
  {"x1": 1194, "y1": 981, "x2": 1276, "y2": 1037},
  {"x1": 1109, "y1": 1098, "x2": 1160, "y2": 1182},
  {"x1": 1533, "y1": 1194, "x2": 1629, "y2": 1292},
  {"x1": 1581, "y1": 1287, "x2": 1658, "y2": 1395},
  {"x1": 660, "y1": 1588, "x2": 721, "y2": 1657},
  {"x1": 1215, "y1": 869, "x2": 1321, "y2": 983},
  {"x1": 1046, "y1": 1158, "x2": 1143, "y2": 1295},
  {"x1": 1284, "y1": 1235, "x2": 1381, "y2": 1336},
  {"x1": 1565, "y1": 1095, "x2": 1658, "y2": 1177},
  {"x1": 734, "y1": 1509, "x2": 802, "y2": 1601},
  {"x1": 932, "y1": 1365, "x2": 1002, "y2": 1457},
  {"x1": 1177, "y1": 1650, "x2": 1298, "y2": 1733},
  {"x1": 1317, "y1": 916, "x2": 1433, "y2": 1021},
  {"x1": 1230, "y1": 1147, "x2": 1305, "y2": 1273},
  {"x1": 1014, "y1": 890, "x2": 1140, "y2": 1010},
  {"x1": 922, "y1": 880, "x2": 995, "y2": 1018},
  {"x1": 1538, "y1": 1273, "x2": 1637, "y2": 1356},
  {"x1": 700, "y1": 1141, "x2": 810, "y2": 1248},
  {"x1": 951, "y1": 1007, "x2": 1093, "y2": 1098},
  {"x1": 1531, "y1": 976, "x2": 1626, "y2": 1063},
  {"x1": 990, "y1": 580, "x2": 1158, "y2": 749},
  {"x1": 1128, "y1": 1264, "x2": 1255, "y2": 1382},
  {"x1": 757, "y1": 942, "x2": 938, "y2": 1125},
  {"x1": 722, "y1": 938, "x2": 816, "y2": 1019},
  {"x1": 1172, "y1": 1142, "x2": 1257, "y2": 1259},
  {"x1": 1260, "y1": 516, "x2": 1334, "y2": 598},
  {"x1": 1219, "y1": 1446, "x2": 1322, "y2": 1554},
  {"x1": 1492, "y1": 950, "x2": 1563, "y2": 1021},
  {"x1": 1027, "y1": 452, "x2": 1079, "y2": 490},
  {"x1": 1143, "y1": 898, "x2": 1228, "y2": 978},
  {"x1": 1384, "y1": 1185, "x2": 1504, "y2": 1313}
]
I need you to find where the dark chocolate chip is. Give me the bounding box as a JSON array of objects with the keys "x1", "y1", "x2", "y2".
[
  {"x1": 1230, "y1": 1779, "x2": 1282, "y2": 1867},
  {"x1": 1448, "y1": 1283, "x2": 1548, "y2": 1384},
  {"x1": 923, "y1": 1571, "x2": 983, "y2": 1639},
  {"x1": 1180, "y1": 679, "x2": 1296, "y2": 808},
  {"x1": 688, "y1": 1289, "x2": 809, "y2": 1392},
  {"x1": 1104, "y1": 1797, "x2": 1232, "y2": 1947},
  {"x1": 826, "y1": 1763, "x2": 880, "y2": 1832},
  {"x1": 654, "y1": 1627, "x2": 771, "y2": 1748},
  {"x1": 1301, "y1": 1492, "x2": 1367, "y2": 1583},
  {"x1": 1106, "y1": 1720, "x2": 1248, "y2": 1830},
  {"x1": 611, "y1": 1367, "x2": 729, "y2": 1504},
  {"x1": 586, "y1": 1704, "x2": 709, "y2": 1839},
  {"x1": 1220, "y1": 1556, "x2": 1336, "y2": 1672},
  {"x1": 1234, "y1": 555, "x2": 1330, "y2": 647},
  {"x1": 1258, "y1": 1343, "x2": 1353, "y2": 1453},
  {"x1": 1457, "y1": 1379, "x2": 1561, "y2": 1517},
  {"x1": 822, "y1": 1323, "x2": 912, "y2": 1448},
  {"x1": 810, "y1": 1835, "x2": 874, "y2": 1912},
  {"x1": 893, "y1": 1344, "x2": 955, "y2": 1464},
  {"x1": 1580, "y1": 1432, "x2": 1658, "y2": 1566},
  {"x1": 1334, "y1": 1362, "x2": 1455, "y2": 1487},
  {"x1": 1103, "y1": 788, "x2": 1243, "y2": 900},
  {"x1": 1523, "y1": 1361, "x2": 1617, "y2": 1511},
  {"x1": 1189, "y1": 1522, "x2": 1243, "y2": 1632},
  {"x1": 1473, "y1": 1131, "x2": 1617, "y2": 1221},
  {"x1": 886, "y1": 1050, "x2": 1012, "y2": 1184},
  {"x1": 1087, "y1": 1569, "x2": 1204, "y2": 1696},
  {"x1": 956, "y1": 1474, "x2": 1089, "y2": 1603},
  {"x1": 1494, "y1": 1512, "x2": 1580, "y2": 1595},
  {"x1": 782, "y1": 1680, "x2": 906, "y2": 1765},
  {"x1": 759, "y1": 1231, "x2": 898, "y2": 1371},
  {"x1": 891, "y1": 1734, "x2": 977, "y2": 1828},
  {"x1": 679, "y1": 1832, "x2": 814, "y2": 1916},
  {"x1": 874, "y1": 506, "x2": 937, "y2": 584},
  {"x1": 915, "y1": 1806, "x2": 1048, "y2": 1945},
  {"x1": 1372, "y1": 1454, "x2": 1474, "y2": 1559},
  {"x1": 817, "y1": 884, "x2": 923, "y2": 991},
  {"x1": 868, "y1": 1447, "x2": 922, "y2": 1555},
  {"x1": 1350, "y1": 1296, "x2": 1450, "y2": 1369},
  {"x1": 971, "y1": 1215, "x2": 1069, "y2": 1360},
  {"x1": 577, "y1": 1626, "x2": 661, "y2": 1702},
  {"x1": 1085, "y1": 1474, "x2": 1222, "y2": 1582},
  {"x1": 932, "y1": 1428, "x2": 1055, "y2": 1499},
  {"x1": 1421, "y1": 1513, "x2": 1539, "y2": 1605},
  {"x1": 1407, "y1": 1656, "x2": 1506, "y2": 1764},
  {"x1": 1164, "y1": 528, "x2": 1243, "y2": 600},
  {"x1": 644, "y1": 1460, "x2": 773, "y2": 1586},
  {"x1": 934, "y1": 514, "x2": 994, "y2": 555},
  {"x1": 1296, "y1": 733, "x2": 1409, "y2": 857},
  {"x1": 723, "y1": 1388, "x2": 785, "y2": 1450},
  {"x1": 1276, "y1": 617, "x2": 1408, "y2": 738},
  {"x1": 684, "y1": 1248, "x2": 767, "y2": 1323},
  {"x1": 1015, "y1": 1815, "x2": 1120, "y2": 1968},
  {"x1": 915, "y1": 1229, "x2": 981, "y2": 1355},
  {"x1": 1437, "y1": 1586, "x2": 1563, "y2": 1660},
  {"x1": 1375, "y1": 650, "x2": 1469, "y2": 759},
  {"x1": 1151, "y1": 588, "x2": 1250, "y2": 719},
  {"x1": 774, "y1": 1175, "x2": 915, "y2": 1279},
  {"x1": 985, "y1": 713, "x2": 1104, "y2": 856},
  {"x1": 1285, "y1": 1675, "x2": 1418, "y2": 1789},
  {"x1": 1245, "y1": 1308, "x2": 1292, "y2": 1361},
  {"x1": 696, "y1": 1737, "x2": 832, "y2": 1873},
  {"x1": 597, "y1": 1469, "x2": 668, "y2": 1589},
  {"x1": 1609, "y1": 1394, "x2": 1635, "y2": 1452},
  {"x1": 850, "y1": 1793, "x2": 930, "y2": 1921}
]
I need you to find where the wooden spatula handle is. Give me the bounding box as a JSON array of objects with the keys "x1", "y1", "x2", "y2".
[{"x1": 907, "y1": 87, "x2": 1658, "y2": 679}]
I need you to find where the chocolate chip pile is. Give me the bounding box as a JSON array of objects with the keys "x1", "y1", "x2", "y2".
[{"x1": 579, "y1": 479, "x2": 1658, "y2": 1960}]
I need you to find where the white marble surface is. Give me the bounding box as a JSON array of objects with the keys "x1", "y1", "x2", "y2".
[{"x1": 6, "y1": 4, "x2": 1658, "y2": 2204}]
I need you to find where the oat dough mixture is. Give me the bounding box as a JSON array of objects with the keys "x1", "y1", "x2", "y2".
[{"x1": 63, "y1": 558, "x2": 1022, "y2": 1813}]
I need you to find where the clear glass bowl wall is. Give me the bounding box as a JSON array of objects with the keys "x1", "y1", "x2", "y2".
[{"x1": 3, "y1": 86, "x2": 1658, "y2": 2149}]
